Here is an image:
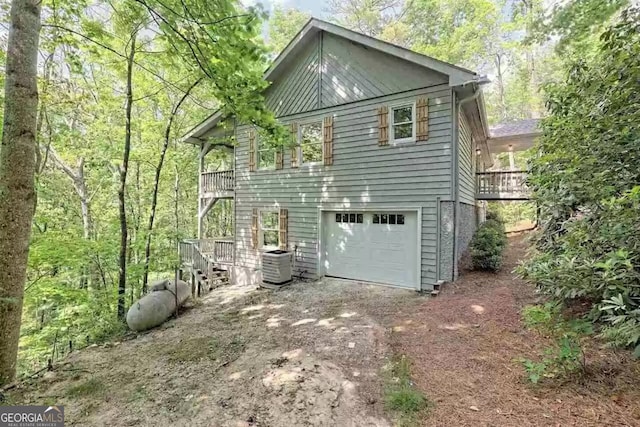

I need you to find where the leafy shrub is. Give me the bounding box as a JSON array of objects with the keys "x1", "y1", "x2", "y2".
[
  {"x1": 518, "y1": 188, "x2": 640, "y2": 355},
  {"x1": 470, "y1": 215, "x2": 507, "y2": 271},
  {"x1": 485, "y1": 208, "x2": 503, "y2": 224},
  {"x1": 518, "y1": 8, "x2": 640, "y2": 356},
  {"x1": 599, "y1": 294, "x2": 640, "y2": 357},
  {"x1": 520, "y1": 303, "x2": 593, "y2": 383}
]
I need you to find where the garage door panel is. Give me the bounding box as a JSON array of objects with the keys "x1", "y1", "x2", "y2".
[{"x1": 323, "y1": 211, "x2": 418, "y2": 288}]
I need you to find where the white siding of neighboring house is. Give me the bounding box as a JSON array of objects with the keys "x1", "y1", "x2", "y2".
[{"x1": 234, "y1": 85, "x2": 454, "y2": 290}]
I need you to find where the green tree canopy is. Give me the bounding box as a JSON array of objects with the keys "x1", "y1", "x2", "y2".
[{"x1": 268, "y1": 6, "x2": 311, "y2": 54}]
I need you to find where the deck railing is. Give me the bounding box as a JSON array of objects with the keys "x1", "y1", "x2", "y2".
[
  {"x1": 197, "y1": 238, "x2": 234, "y2": 264},
  {"x1": 201, "y1": 170, "x2": 234, "y2": 194},
  {"x1": 180, "y1": 238, "x2": 234, "y2": 267},
  {"x1": 476, "y1": 171, "x2": 530, "y2": 200}
]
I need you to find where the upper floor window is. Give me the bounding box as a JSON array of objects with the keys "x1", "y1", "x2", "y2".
[
  {"x1": 257, "y1": 137, "x2": 275, "y2": 170},
  {"x1": 298, "y1": 122, "x2": 323, "y2": 165},
  {"x1": 390, "y1": 103, "x2": 415, "y2": 143}
]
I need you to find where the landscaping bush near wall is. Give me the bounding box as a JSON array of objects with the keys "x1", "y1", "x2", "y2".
[
  {"x1": 518, "y1": 8, "x2": 640, "y2": 356},
  {"x1": 470, "y1": 212, "x2": 507, "y2": 272}
]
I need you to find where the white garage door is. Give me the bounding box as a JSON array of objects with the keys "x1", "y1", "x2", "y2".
[{"x1": 323, "y1": 211, "x2": 419, "y2": 289}]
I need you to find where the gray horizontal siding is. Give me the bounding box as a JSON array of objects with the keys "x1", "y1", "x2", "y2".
[
  {"x1": 458, "y1": 111, "x2": 475, "y2": 205},
  {"x1": 265, "y1": 36, "x2": 319, "y2": 117},
  {"x1": 234, "y1": 85, "x2": 454, "y2": 290},
  {"x1": 320, "y1": 33, "x2": 448, "y2": 109},
  {"x1": 265, "y1": 31, "x2": 450, "y2": 117}
]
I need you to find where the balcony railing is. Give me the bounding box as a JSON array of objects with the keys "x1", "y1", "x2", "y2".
[
  {"x1": 201, "y1": 170, "x2": 234, "y2": 195},
  {"x1": 476, "y1": 171, "x2": 530, "y2": 200}
]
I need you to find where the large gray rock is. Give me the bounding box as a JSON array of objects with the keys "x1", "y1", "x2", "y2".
[{"x1": 126, "y1": 279, "x2": 191, "y2": 332}]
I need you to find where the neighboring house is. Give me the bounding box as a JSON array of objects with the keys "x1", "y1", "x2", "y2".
[{"x1": 179, "y1": 19, "x2": 539, "y2": 292}]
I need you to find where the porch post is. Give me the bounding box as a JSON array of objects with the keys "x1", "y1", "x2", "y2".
[{"x1": 197, "y1": 143, "x2": 205, "y2": 239}]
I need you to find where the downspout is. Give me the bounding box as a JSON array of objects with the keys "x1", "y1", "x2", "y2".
[{"x1": 233, "y1": 119, "x2": 238, "y2": 268}]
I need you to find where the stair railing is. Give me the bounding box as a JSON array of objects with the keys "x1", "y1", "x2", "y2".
[{"x1": 179, "y1": 239, "x2": 213, "y2": 278}]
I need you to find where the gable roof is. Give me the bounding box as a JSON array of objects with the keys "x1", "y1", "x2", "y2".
[{"x1": 183, "y1": 19, "x2": 486, "y2": 144}]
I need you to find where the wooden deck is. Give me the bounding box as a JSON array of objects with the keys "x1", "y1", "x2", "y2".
[{"x1": 476, "y1": 171, "x2": 530, "y2": 200}]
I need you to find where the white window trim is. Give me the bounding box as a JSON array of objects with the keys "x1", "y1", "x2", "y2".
[
  {"x1": 259, "y1": 209, "x2": 280, "y2": 250},
  {"x1": 389, "y1": 101, "x2": 416, "y2": 144},
  {"x1": 256, "y1": 137, "x2": 276, "y2": 171},
  {"x1": 297, "y1": 120, "x2": 324, "y2": 167}
]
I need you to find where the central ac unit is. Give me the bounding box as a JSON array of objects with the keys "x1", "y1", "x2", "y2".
[{"x1": 261, "y1": 250, "x2": 292, "y2": 289}]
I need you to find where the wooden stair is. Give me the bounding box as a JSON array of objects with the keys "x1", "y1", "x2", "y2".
[
  {"x1": 179, "y1": 239, "x2": 232, "y2": 298},
  {"x1": 192, "y1": 267, "x2": 229, "y2": 296}
]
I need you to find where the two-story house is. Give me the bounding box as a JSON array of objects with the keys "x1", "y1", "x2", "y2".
[{"x1": 178, "y1": 19, "x2": 539, "y2": 293}]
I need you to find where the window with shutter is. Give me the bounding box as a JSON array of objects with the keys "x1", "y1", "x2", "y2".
[
  {"x1": 416, "y1": 98, "x2": 429, "y2": 141},
  {"x1": 323, "y1": 116, "x2": 334, "y2": 165},
  {"x1": 259, "y1": 210, "x2": 279, "y2": 249},
  {"x1": 377, "y1": 106, "x2": 389, "y2": 146},
  {"x1": 257, "y1": 137, "x2": 276, "y2": 170},
  {"x1": 298, "y1": 122, "x2": 323, "y2": 165},
  {"x1": 279, "y1": 208, "x2": 288, "y2": 250},
  {"x1": 389, "y1": 103, "x2": 416, "y2": 143},
  {"x1": 276, "y1": 148, "x2": 284, "y2": 170},
  {"x1": 248, "y1": 130, "x2": 256, "y2": 172}
]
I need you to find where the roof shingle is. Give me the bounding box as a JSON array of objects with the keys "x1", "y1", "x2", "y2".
[{"x1": 489, "y1": 119, "x2": 541, "y2": 139}]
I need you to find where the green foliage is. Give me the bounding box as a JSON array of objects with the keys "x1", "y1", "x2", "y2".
[
  {"x1": 519, "y1": 8, "x2": 640, "y2": 355},
  {"x1": 531, "y1": 0, "x2": 628, "y2": 52},
  {"x1": 268, "y1": 6, "x2": 310, "y2": 54},
  {"x1": 327, "y1": 0, "x2": 405, "y2": 40},
  {"x1": 11, "y1": 0, "x2": 279, "y2": 377},
  {"x1": 599, "y1": 294, "x2": 640, "y2": 357},
  {"x1": 405, "y1": 0, "x2": 501, "y2": 68},
  {"x1": 488, "y1": 200, "x2": 536, "y2": 230},
  {"x1": 470, "y1": 214, "x2": 507, "y2": 272},
  {"x1": 520, "y1": 303, "x2": 592, "y2": 383},
  {"x1": 384, "y1": 355, "x2": 430, "y2": 426}
]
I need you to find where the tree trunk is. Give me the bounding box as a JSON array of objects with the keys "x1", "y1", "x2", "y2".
[
  {"x1": 495, "y1": 53, "x2": 507, "y2": 121},
  {"x1": 117, "y1": 33, "x2": 137, "y2": 321},
  {"x1": 142, "y1": 79, "x2": 201, "y2": 294},
  {"x1": 0, "y1": 0, "x2": 42, "y2": 386},
  {"x1": 522, "y1": 0, "x2": 538, "y2": 119},
  {"x1": 48, "y1": 147, "x2": 93, "y2": 288},
  {"x1": 174, "y1": 164, "x2": 180, "y2": 249}
]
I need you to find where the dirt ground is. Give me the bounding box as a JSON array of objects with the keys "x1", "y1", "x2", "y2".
[
  {"x1": 395, "y1": 236, "x2": 640, "y2": 427},
  {"x1": 8, "y1": 276, "x2": 423, "y2": 426},
  {"x1": 7, "y1": 235, "x2": 640, "y2": 426}
]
